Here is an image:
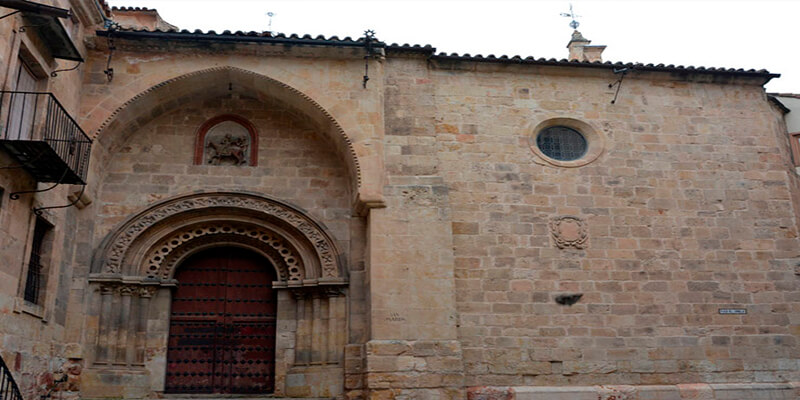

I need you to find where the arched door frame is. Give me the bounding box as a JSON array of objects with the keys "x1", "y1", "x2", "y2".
[{"x1": 87, "y1": 192, "x2": 348, "y2": 397}]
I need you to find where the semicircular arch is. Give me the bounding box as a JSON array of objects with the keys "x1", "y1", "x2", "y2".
[
  {"x1": 90, "y1": 192, "x2": 347, "y2": 287},
  {"x1": 167, "y1": 238, "x2": 290, "y2": 283}
]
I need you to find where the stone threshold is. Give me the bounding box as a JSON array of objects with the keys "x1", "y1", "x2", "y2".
[
  {"x1": 160, "y1": 395, "x2": 334, "y2": 400},
  {"x1": 468, "y1": 382, "x2": 800, "y2": 400}
]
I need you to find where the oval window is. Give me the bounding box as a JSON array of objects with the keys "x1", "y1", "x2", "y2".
[{"x1": 535, "y1": 126, "x2": 587, "y2": 161}]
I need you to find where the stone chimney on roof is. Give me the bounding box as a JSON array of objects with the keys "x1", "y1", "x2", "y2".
[
  {"x1": 567, "y1": 30, "x2": 606, "y2": 62},
  {"x1": 111, "y1": 7, "x2": 178, "y2": 31}
]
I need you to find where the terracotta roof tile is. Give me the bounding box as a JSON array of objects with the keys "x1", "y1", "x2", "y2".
[
  {"x1": 101, "y1": 28, "x2": 778, "y2": 79},
  {"x1": 111, "y1": 6, "x2": 156, "y2": 12},
  {"x1": 108, "y1": 26, "x2": 364, "y2": 44},
  {"x1": 770, "y1": 93, "x2": 800, "y2": 99},
  {"x1": 426, "y1": 51, "x2": 776, "y2": 78}
]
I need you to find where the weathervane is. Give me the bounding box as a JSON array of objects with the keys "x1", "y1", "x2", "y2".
[
  {"x1": 266, "y1": 11, "x2": 275, "y2": 32},
  {"x1": 560, "y1": 3, "x2": 580, "y2": 30}
]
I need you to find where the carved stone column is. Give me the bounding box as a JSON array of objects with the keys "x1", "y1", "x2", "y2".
[
  {"x1": 289, "y1": 287, "x2": 348, "y2": 366},
  {"x1": 116, "y1": 285, "x2": 134, "y2": 364},
  {"x1": 311, "y1": 293, "x2": 322, "y2": 363},
  {"x1": 320, "y1": 296, "x2": 330, "y2": 364},
  {"x1": 95, "y1": 284, "x2": 115, "y2": 364},
  {"x1": 135, "y1": 286, "x2": 155, "y2": 366},
  {"x1": 293, "y1": 291, "x2": 310, "y2": 365},
  {"x1": 127, "y1": 288, "x2": 139, "y2": 365}
]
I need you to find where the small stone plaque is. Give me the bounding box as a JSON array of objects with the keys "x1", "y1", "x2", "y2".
[
  {"x1": 549, "y1": 215, "x2": 588, "y2": 249},
  {"x1": 718, "y1": 308, "x2": 747, "y2": 315}
]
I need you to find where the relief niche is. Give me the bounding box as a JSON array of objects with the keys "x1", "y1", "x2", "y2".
[{"x1": 194, "y1": 115, "x2": 259, "y2": 166}]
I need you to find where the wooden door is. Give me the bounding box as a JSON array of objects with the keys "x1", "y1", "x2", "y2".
[
  {"x1": 165, "y1": 248, "x2": 277, "y2": 394},
  {"x1": 7, "y1": 60, "x2": 38, "y2": 140}
]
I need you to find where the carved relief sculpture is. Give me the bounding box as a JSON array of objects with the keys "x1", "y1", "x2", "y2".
[
  {"x1": 549, "y1": 215, "x2": 588, "y2": 249},
  {"x1": 204, "y1": 122, "x2": 250, "y2": 165},
  {"x1": 194, "y1": 115, "x2": 259, "y2": 166}
]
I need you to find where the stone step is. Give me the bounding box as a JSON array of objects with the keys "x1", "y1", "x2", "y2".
[{"x1": 162, "y1": 397, "x2": 334, "y2": 400}]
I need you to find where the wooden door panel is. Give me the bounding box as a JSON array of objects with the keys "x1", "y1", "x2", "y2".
[
  {"x1": 165, "y1": 248, "x2": 276, "y2": 394},
  {"x1": 224, "y1": 320, "x2": 276, "y2": 393},
  {"x1": 165, "y1": 320, "x2": 217, "y2": 393}
]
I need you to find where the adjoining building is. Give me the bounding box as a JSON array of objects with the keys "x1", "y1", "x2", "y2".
[{"x1": 0, "y1": 2, "x2": 798, "y2": 399}]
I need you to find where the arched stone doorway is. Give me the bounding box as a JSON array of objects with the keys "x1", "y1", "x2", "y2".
[
  {"x1": 86, "y1": 192, "x2": 349, "y2": 397},
  {"x1": 165, "y1": 247, "x2": 277, "y2": 394}
]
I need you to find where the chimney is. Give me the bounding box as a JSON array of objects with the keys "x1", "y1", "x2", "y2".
[
  {"x1": 567, "y1": 30, "x2": 606, "y2": 62},
  {"x1": 111, "y1": 7, "x2": 178, "y2": 31}
]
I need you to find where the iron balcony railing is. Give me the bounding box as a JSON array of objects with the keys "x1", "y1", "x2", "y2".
[
  {"x1": 0, "y1": 91, "x2": 91, "y2": 185},
  {"x1": 0, "y1": 355, "x2": 23, "y2": 400}
]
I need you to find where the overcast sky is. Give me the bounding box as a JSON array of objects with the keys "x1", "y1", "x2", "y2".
[{"x1": 106, "y1": 0, "x2": 798, "y2": 93}]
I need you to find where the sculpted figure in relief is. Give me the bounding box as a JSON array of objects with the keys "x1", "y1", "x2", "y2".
[{"x1": 204, "y1": 121, "x2": 250, "y2": 166}]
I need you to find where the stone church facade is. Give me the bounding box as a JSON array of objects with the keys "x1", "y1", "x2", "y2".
[{"x1": 0, "y1": 2, "x2": 798, "y2": 399}]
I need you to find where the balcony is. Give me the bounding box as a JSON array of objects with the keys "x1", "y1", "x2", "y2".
[
  {"x1": 0, "y1": 0, "x2": 83, "y2": 61},
  {"x1": 0, "y1": 91, "x2": 91, "y2": 185}
]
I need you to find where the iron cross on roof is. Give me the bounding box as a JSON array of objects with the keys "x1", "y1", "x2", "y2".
[{"x1": 560, "y1": 3, "x2": 581, "y2": 30}]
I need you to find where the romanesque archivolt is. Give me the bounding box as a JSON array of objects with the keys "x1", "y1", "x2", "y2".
[
  {"x1": 549, "y1": 215, "x2": 588, "y2": 249},
  {"x1": 144, "y1": 222, "x2": 304, "y2": 281},
  {"x1": 98, "y1": 193, "x2": 341, "y2": 281}
]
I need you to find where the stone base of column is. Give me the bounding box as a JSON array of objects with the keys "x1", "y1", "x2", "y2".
[
  {"x1": 362, "y1": 339, "x2": 465, "y2": 400},
  {"x1": 80, "y1": 368, "x2": 150, "y2": 399},
  {"x1": 467, "y1": 382, "x2": 800, "y2": 400}
]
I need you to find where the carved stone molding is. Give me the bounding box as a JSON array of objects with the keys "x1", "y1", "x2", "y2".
[
  {"x1": 95, "y1": 282, "x2": 159, "y2": 297},
  {"x1": 549, "y1": 215, "x2": 588, "y2": 249},
  {"x1": 144, "y1": 222, "x2": 304, "y2": 281},
  {"x1": 99, "y1": 283, "x2": 116, "y2": 295},
  {"x1": 137, "y1": 286, "x2": 157, "y2": 298},
  {"x1": 323, "y1": 287, "x2": 346, "y2": 297},
  {"x1": 96, "y1": 192, "x2": 342, "y2": 281},
  {"x1": 290, "y1": 286, "x2": 346, "y2": 300},
  {"x1": 118, "y1": 286, "x2": 135, "y2": 296}
]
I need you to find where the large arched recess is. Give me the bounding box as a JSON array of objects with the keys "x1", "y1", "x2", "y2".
[{"x1": 89, "y1": 66, "x2": 383, "y2": 212}]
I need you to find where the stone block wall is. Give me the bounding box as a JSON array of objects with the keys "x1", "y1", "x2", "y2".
[
  {"x1": 0, "y1": 3, "x2": 96, "y2": 399},
  {"x1": 73, "y1": 92, "x2": 366, "y2": 397},
  {"x1": 90, "y1": 94, "x2": 354, "y2": 241},
  {"x1": 358, "y1": 56, "x2": 467, "y2": 399},
  {"x1": 377, "y1": 54, "x2": 799, "y2": 397},
  {"x1": 2, "y1": 7, "x2": 799, "y2": 398},
  {"x1": 365, "y1": 340, "x2": 465, "y2": 399},
  {"x1": 59, "y1": 30, "x2": 388, "y2": 398},
  {"x1": 428, "y1": 62, "x2": 799, "y2": 387}
]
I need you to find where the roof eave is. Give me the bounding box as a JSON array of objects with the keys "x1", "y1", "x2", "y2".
[
  {"x1": 429, "y1": 54, "x2": 779, "y2": 84},
  {"x1": 768, "y1": 95, "x2": 791, "y2": 114},
  {"x1": 97, "y1": 29, "x2": 376, "y2": 49}
]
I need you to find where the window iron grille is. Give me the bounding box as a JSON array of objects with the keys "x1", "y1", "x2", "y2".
[{"x1": 24, "y1": 217, "x2": 50, "y2": 304}]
